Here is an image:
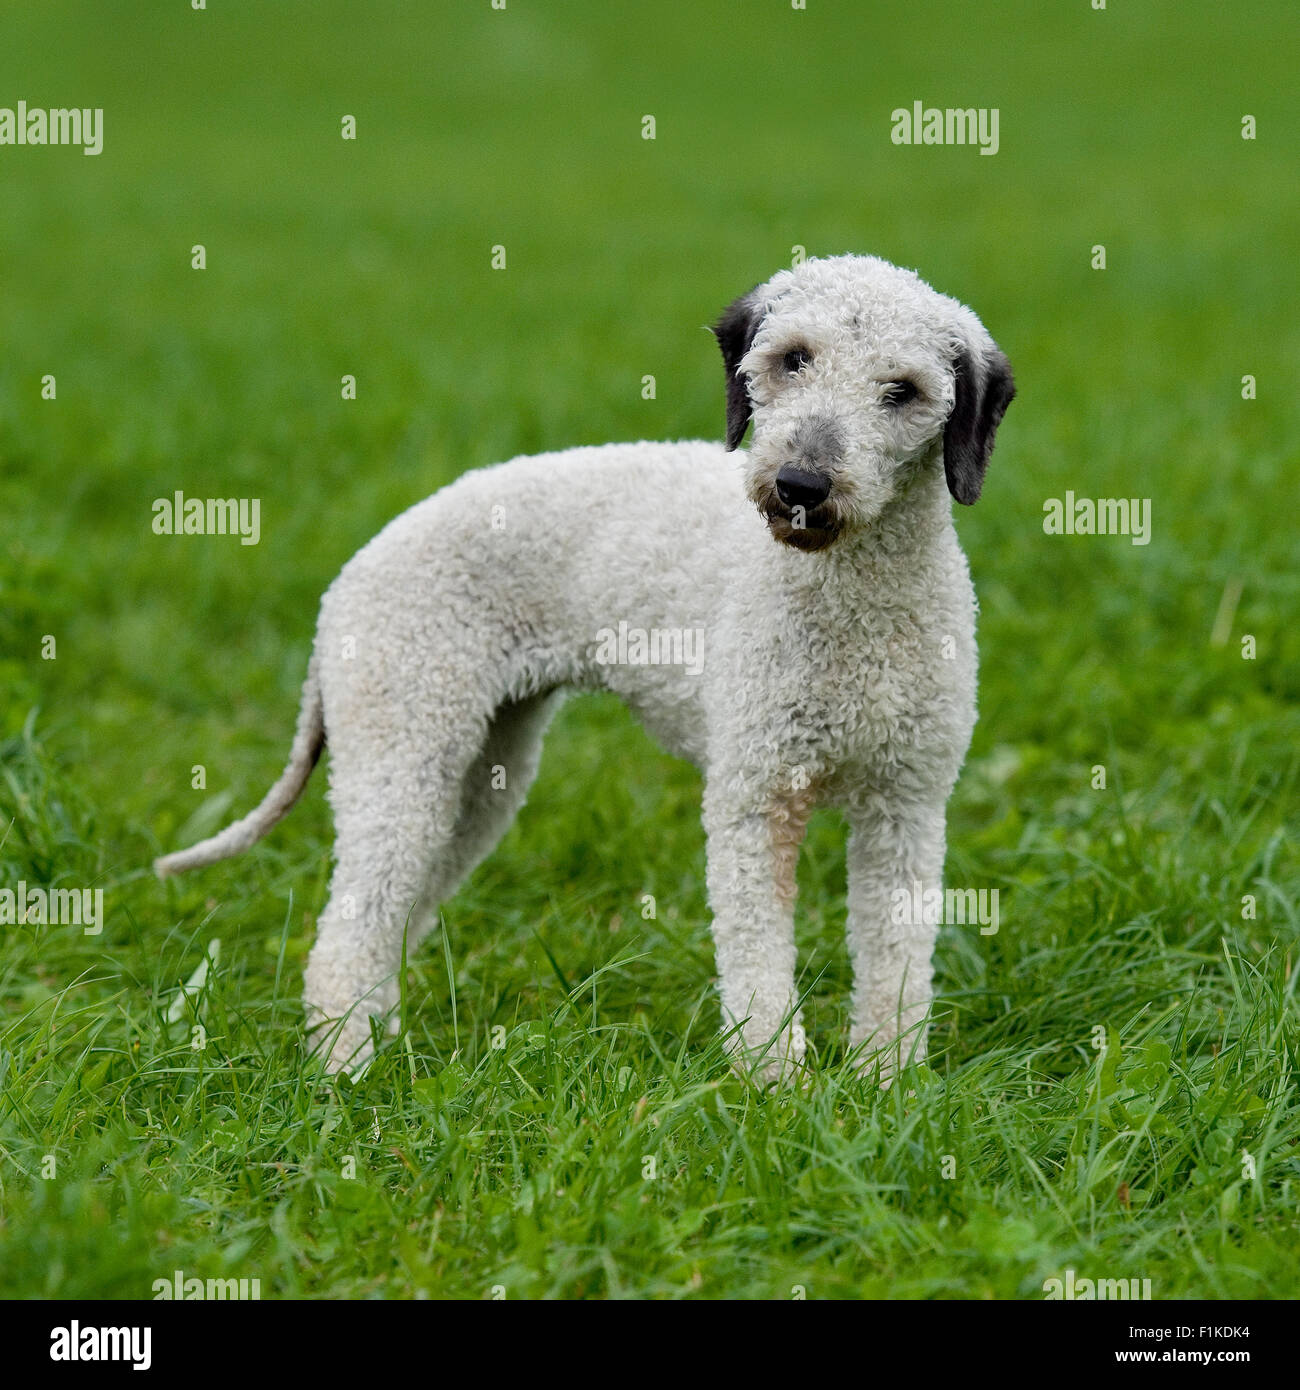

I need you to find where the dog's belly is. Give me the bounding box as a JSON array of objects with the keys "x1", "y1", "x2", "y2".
[{"x1": 604, "y1": 673, "x2": 710, "y2": 767}]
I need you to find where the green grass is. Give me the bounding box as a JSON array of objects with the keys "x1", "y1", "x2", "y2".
[{"x1": 1, "y1": 0, "x2": 1298, "y2": 1299}]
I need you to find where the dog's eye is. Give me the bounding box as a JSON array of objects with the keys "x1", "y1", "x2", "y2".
[
  {"x1": 882, "y1": 380, "x2": 918, "y2": 407},
  {"x1": 782, "y1": 348, "x2": 813, "y2": 375}
]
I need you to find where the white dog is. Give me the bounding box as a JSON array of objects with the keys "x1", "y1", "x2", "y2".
[{"x1": 156, "y1": 253, "x2": 1014, "y2": 1078}]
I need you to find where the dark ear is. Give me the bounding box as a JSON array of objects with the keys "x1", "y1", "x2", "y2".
[
  {"x1": 712, "y1": 288, "x2": 763, "y2": 450},
  {"x1": 943, "y1": 345, "x2": 1016, "y2": 504}
]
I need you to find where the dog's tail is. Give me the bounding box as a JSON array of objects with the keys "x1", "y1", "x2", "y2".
[{"x1": 154, "y1": 656, "x2": 325, "y2": 879}]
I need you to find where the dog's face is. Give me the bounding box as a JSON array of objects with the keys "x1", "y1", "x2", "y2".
[{"x1": 714, "y1": 255, "x2": 1015, "y2": 550}]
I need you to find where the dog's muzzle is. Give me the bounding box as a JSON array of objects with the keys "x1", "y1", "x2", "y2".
[{"x1": 762, "y1": 464, "x2": 840, "y2": 550}]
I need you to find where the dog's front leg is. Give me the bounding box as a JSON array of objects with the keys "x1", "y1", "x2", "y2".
[
  {"x1": 845, "y1": 801, "x2": 947, "y2": 1080},
  {"x1": 702, "y1": 780, "x2": 810, "y2": 1083}
]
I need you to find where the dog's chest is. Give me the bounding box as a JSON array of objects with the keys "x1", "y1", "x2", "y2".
[{"x1": 718, "y1": 581, "x2": 976, "y2": 786}]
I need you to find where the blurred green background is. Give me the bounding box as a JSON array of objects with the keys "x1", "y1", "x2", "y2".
[{"x1": 0, "y1": 1, "x2": 1297, "y2": 1300}]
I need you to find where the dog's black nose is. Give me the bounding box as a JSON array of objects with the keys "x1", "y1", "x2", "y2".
[{"x1": 775, "y1": 466, "x2": 831, "y2": 510}]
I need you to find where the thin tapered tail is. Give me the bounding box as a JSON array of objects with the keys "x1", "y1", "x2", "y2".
[{"x1": 154, "y1": 657, "x2": 324, "y2": 878}]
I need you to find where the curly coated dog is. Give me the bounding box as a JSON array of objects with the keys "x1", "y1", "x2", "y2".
[{"x1": 156, "y1": 253, "x2": 1015, "y2": 1079}]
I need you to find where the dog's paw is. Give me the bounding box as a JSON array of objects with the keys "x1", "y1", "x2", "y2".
[
  {"x1": 729, "y1": 1021, "x2": 808, "y2": 1088},
  {"x1": 849, "y1": 1024, "x2": 927, "y2": 1088},
  {"x1": 303, "y1": 999, "x2": 380, "y2": 1075}
]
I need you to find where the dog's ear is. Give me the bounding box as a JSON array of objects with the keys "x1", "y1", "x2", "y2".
[
  {"x1": 943, "y1": 344, "x2": 1015, "y2": 504},
  {"x1": 713, "y1": 289, "x2": 763, "y2": 451}
]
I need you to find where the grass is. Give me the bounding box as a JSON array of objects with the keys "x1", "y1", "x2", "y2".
[{"x1": 1, "y1": 0, "x2": 1298, "y2": 1299}]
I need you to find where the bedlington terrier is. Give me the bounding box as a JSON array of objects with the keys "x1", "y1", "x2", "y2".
[{"x1": 155, "y1": 253, "x2": 1014, "y2": 1079}]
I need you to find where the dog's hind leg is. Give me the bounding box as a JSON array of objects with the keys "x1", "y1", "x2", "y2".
[
  {"x1": 302, "y1": 688, "x2": 494, "y2": 1071},
  {"x1": 417, "y1": 691, "x2": 562, "y2": 917},
  {"x1": 303, "y1": 691, "x2": 560, "y2": 1072}
]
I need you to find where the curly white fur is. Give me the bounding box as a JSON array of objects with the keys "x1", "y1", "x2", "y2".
[{"x1": 155, "y1": 253, "x2": 1015, "y2": 1080}]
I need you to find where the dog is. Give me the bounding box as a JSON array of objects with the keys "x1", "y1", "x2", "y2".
[{"x1": 155, "y1": 253, "x2": 1015, "y2": 1079}]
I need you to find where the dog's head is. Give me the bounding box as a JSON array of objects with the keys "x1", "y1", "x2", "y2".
[{"x1": 713, "y1": 254, "x2": 1015, "y2": 550}]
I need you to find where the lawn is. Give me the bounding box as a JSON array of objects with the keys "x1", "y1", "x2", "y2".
[{"x1": 0, "y1": 0, "x2": 1297, "y2": 1300}]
